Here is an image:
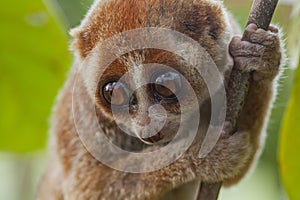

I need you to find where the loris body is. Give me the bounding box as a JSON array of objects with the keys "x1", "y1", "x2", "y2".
[{"x1": 37, "y1": 0, "x2": 283, "y2": 199}]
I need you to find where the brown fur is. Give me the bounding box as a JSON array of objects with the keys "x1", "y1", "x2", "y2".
[
  {"x1": 71, "y1": 0, "x2": 226, "y2": 64},
  {"x1": 37, "y1": 0, "x2": 283, "y2": 199}
]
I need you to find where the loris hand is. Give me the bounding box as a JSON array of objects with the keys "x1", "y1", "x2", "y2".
[
  {"x1": 229, "y1": 23, "x2": 281, "y2": 83},
  {"x1": 221, "y1": 23, "x2": 283, "y2": 186}
]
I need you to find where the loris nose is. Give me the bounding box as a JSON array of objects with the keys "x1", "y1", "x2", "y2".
[
  {"x1": 128, "y1": 91, "x2": 152, "y2": 126},
  {"x1": 135, "y1": 113, "x2": 162, "y2": 144},
  {"x1": 133, "y1": 104, "x2": 168, "y2": 144},
  {"x1": 136, "y1": 112, "x2": 151, "y2": 127}
]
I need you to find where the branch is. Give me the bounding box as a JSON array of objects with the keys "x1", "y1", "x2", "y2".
[{"x1": 197, "y1": 0, "x2": 278, "y2": 199}]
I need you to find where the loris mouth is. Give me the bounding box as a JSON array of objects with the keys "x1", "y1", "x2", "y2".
[{"x1": 140, "y1": 131, "x2": 163, "y2": 144}]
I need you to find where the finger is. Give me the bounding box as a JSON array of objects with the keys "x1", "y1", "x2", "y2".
[
  {"x1": 242, "y1": 23, "x2": 258, "y2": 41},
  {"x1": 229, "y1": 36, "x2": 265, "y2": 57},
  {"x1": 233, "y1": 56, "x2": 261, "y2": 71},
  {"x1": 268, "y1": 25, "x2": 279, "y2": 33},
  {"x1": 247, "y1": 28, "x2": 279, "y2": 46}
]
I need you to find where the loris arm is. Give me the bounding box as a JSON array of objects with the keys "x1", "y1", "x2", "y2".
[
  {"x1": 198, "y1": 1, "x2": 280, "y2": 197},
  {"x1": 225, "y1": 23, "x2": 282, "y2": 184},
  {"x1": 197, "y1": 23, "x2": 282, "y2": 199}
]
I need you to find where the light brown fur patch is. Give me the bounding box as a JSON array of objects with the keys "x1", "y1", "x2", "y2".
[{"x1": 71, "y1": 0, "x2": 227, "y2": 64}]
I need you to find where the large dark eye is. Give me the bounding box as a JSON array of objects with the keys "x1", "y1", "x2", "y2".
[
  {"x1": 102, "y1": 82, "x2": 129, "y2": 106},
  {"x1": 154, "y1": 72, "x2": 182, "y2": 99}
]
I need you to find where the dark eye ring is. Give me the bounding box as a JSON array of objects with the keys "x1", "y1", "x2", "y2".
[
  {"x1": 152, "y1": 71, "x2": 182, "y2": 100},
  {"x1": 102, "y1": 81, "x2": 129, "y2": 106}
]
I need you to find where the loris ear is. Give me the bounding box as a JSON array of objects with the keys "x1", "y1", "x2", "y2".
[
  {"x1": 69, "y1": 0, "x2": 105, "y2": 59},
  {"x1": 69, "y1": 27, "x2": 88, "y2": 60},
  {"x1": 69, "y1": 25, "x2": 102, "y2": 100}
]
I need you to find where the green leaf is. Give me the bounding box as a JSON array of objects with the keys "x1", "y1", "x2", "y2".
[
  {"x1": 279, "y1": 58, "x2": 300, "y2": 200},
  {"x1": 47, "y1": 0, "x2": 93, "y2": 29},
  {"x1": 0, "y1": 0, "x2": 70, "y2": 152},
  {"x1": 279, "y1": 3, "x2": 300, "y2": 199}
]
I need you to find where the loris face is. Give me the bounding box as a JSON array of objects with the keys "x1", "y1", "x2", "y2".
[
  {"x1": 71, "y1": 0, "x2": 232, "y2": 151},
  {"x1": 93, "y1": 49, "x2": 205, "y2": 146}
]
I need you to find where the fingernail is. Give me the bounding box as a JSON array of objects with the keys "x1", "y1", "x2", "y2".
[{"x1": 248, "y1": 23, "x2": 258, "y2": 30}]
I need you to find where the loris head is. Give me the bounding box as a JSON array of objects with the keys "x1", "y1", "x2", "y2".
[{"x1": 70, "y1": 0, "x2": 233, "y2": 148}]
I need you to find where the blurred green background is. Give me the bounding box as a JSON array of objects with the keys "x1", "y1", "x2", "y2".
[{"x1": 0, "y1": 0, "x2": 299, "y2": 199}]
